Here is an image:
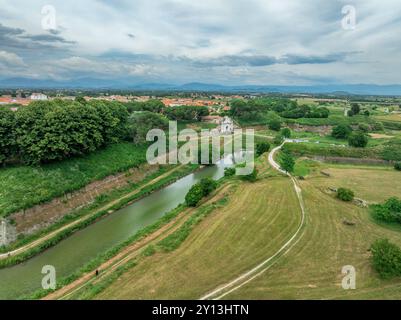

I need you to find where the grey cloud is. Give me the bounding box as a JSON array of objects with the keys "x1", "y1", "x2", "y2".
[
  {"x1": 20, "y1": 33, "x2": 75, "y2": 44},
  {"x1": 187, "y1": 55, "x2": 278, "y2": 67},
  {"x1": 184, "y1": 52, "x2": 354, "y2": 67},
  {"x1": 0, "y1": 23, "x2": 24, "y2": 36},
  {"x1": 281, "y1": 53, "x2": 352, "y2": 65}
]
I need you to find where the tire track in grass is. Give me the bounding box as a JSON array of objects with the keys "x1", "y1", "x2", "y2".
[{"x1": 200, "y1": 141, "x2": 307, "y2": 300}]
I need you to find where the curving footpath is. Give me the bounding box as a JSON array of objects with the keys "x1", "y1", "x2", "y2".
[{"x1": 200, "y1": 141, "x2": 307, "y2": 300}]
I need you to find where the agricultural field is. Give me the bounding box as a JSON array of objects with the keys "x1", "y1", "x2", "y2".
[{"x1": 225, "y1": 167, "x2": 401, "y2": 299}]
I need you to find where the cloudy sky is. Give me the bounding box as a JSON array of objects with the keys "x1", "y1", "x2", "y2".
[{"x1": 0, "y1": 0, "x2": 401, "y2": 85}]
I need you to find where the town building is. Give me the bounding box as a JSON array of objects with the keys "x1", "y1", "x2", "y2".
[
  {"x1": 30, "y1": 93, "x2": 48, "y2": 100},
  {"x1": 220, "y1": 116, "x2": 234, "y2": 134}
]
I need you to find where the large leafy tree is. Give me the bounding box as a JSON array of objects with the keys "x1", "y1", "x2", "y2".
[
  {"x1": 279, "y1": 150, "x2": 295, "y2": 173},
  {"x1": 129, "y1": 111, "x2": 169, "y2": 144},
  {"x1": 348, "y1": 131, "x2": 369, "y2": 148},
  {"x1": 332, "y1": 124, "x2": 352, "y2": 139},
  {"x1": 13, "y1": 100, "x2": 129, "y2": 164},
  {"x1": 16, "y1": 102, "x2": 105, "y2": 163},
  {"x1": 0, "y1": 108, "x2": 17, "y2": 164}
]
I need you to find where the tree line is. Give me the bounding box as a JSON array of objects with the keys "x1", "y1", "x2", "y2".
[
  {"x1": 228, "y1": 98, "x2": 330, "y2": 121},
  {"x1": 0, "y1": 98, "x2": 211, "y2": 165},
  {"x1": 0, "y1": 100, "x2": 129, "y2": 164}
]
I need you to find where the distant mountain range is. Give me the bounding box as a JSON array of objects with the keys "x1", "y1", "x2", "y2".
[{"x1": 1, "y1": 78, "x2": 401, "y2": 96}]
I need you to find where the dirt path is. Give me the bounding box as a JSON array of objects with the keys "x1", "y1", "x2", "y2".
[
  {"x1": 0, "y1": 165, "x2": 183, "y2": 261},
  {"x1": 199, "y1": 141, "x2": 307, "y2": 300}
]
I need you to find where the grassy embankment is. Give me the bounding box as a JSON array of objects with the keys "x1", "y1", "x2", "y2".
[
  {"x1": 0, "y1": 164, "x2": 200, "y2": 268},
  {"x1": 0, "y1": 142, "x2": 148, "y2": 217}
]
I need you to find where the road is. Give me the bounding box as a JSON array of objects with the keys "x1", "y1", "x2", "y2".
[{"x1": 200, "y1": 141, "x2": 307, "y2": 300}]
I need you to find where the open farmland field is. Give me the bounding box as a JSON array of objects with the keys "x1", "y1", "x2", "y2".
[
  {"x1": 224, "y1": 168, "x2": 401, "y2": 300},
  {"x1": 374, "y1": 114, "x2": 401, "y2": 123}
]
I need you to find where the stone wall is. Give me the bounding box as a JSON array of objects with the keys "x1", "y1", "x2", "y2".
[
  {"x1": 0, "y1": 220, "x2": 17, "y2": 247},
  {"x1": 7, "y1": 163, "x2": 160, "y2": 239}
]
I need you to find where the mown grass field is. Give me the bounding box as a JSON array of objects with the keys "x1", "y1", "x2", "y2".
[
  {"x1": 0, "y1": 142, "x2": 148, "y2": 217},
  {"x1": 225, "y1": 167, "x2": 401, "y2": 299},
  {"x1": 374, "y1": 114, "x2": 401, "y2": 123},
  {"x1": 312, "y1": 167, "x2": 401, "y2": 203},
  {"x1": 93, "y1": 176, "x2": 302, "y2": 299}
]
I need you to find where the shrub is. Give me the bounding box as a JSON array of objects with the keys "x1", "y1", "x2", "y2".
[
  {"x1": 273, "y1": 134, "x2": 284, "y2": 145},
  {"x1": 224, "y1": 167, "x2": 236, "y2": 177},
  {"x1": 0, "y1": 108, "x2": 17, "y2": 164},
  {"x1": 268, "y1": 119, "x2": 282, "y2": 131},
  {"x1": 351, "y1": 103, "x2": 361, "y2": 115},
  {"x1": 348, "y1": 131, "x2": 369, "y2": 148},
  {"x1": 332, "y1": 124, "x2": 352, "y2": 139},
  {"x1": 394, "y1": 162, "x2": 401, "y2": 171},
  {"x1": 372, "y1": 197, "x2": 401, "y2": 224},
  {"x1": 381, "y1": 140, "x2": 401, "y2": 161},
  {"x1": 281, "y1": 127, "x2": 291, "y2": 138},
  {"x1": 337, "y1": 188, "x2": 354, "y2": 202},
  {"x1": 371, "y1": 239, "x2": 401, "y2": 279},
  {"x1": 256, "y1": 142, "x2": 271, "y2": 157},
  {"x1": 185, "y1": 184, "x2": 204, "y2": 207},
  {"x1": 198, "y1": 178, "x2": 217, "y2": 197},
  {"x1": 184, "y1": 178, "x2": 217, "y2": 207},
  {"x1": 358, "y1": 123, "x2": 370, "y2": 133},
  {"x1": 279, "y1": 150, "x2": 295, "y2": 173}
]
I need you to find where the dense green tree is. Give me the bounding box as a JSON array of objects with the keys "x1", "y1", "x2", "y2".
[
  {"x1": 371, "y1": 239, "x2": 401, "y2": 279},
  {"x1": 0, "y1": 108, "x2": 17, "y2": 164},
  {"x1": 229, "y1": 99, "x2": 255, "y2": 120},
  {"x1": 281, "y1": 127, "x2": 291, "y2": 138},
  {"x1": 395, "y1": 162, "x2": 401, "y2": 171},
  {"x1": 372, "y1": 197, "x2": 401, "y2": 223},
  {"x1": 273, "y1": 134, "x2": 284, "y2": 145},
  {"x1": 332, "y1": 124, "x2": 353, "y2": 139},
  {"x1": 348, "y1": 131, "x2": 369, "y2": 148},
  {"x1": 256, "y1": 142, "x2": 271, "y2": 156},
  {"x1": 268, "y1": 119, "x2": 282, "y2": 131},
  {"x1": 185, "y1": 178, "x2": 217, "y2": 207},
  {"x1": 337, "y1": 188, "x2": 355, "y2": 202},
  {"x1": 15, "y1": 102, "x2": 105, "y2": 163},
  {"x1": 224, "y1": 167, "x2": 236, "y2": 177},
  {"x1": 358, "y1": 123, "x2": 370, "y2": 133},
  {"x1": 279, "y1": 150, "x2": 295, "y2": 173},
  {"x1": 75, "y1": 96, "x2": 87, "y2": 105},
  {"x1": 185, "y1": 184, "x2": 204, "y2": 207},
  {"x1": 142, "y1": 99, "x2": 165, "y2": 113},
  {"x1": 199, "y1": 178, "x2": 218, "y2": 197},
  {"x1": 129, "y1": 111, "x2": 169, "y2": 144},
  {"x1": 88, "y1": 100, "x2": 129, "y2": 143},
  {"x1": 351, "y1": 103, "x2": 361, "y2": 115}
]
